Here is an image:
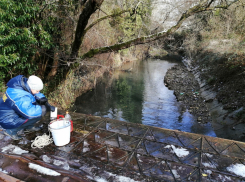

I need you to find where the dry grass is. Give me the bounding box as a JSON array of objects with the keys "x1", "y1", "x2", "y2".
[
  {"x1": 48, "y1": 66, "x2": 106, "y2": 110},
  {"x1": 183, "y1": 2, "x2": 245, "y2": 57}
]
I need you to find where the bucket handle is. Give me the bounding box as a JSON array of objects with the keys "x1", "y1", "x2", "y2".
[
  {"x1": 49, "y1": 115, "x2": 64, "y2": 125},
  {"x1": 57, "y1": 115, "x2": 64, "y2": 119},
  {"x1": 54, "y1": 115, "x2": 73, "y2": 132}
]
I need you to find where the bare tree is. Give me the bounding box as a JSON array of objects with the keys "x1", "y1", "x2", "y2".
[
  {"x1": 75, "y1": 0, "x2": 239, "y2": 58},
  {"x1": 43, "y1": 0, "x2": 241, "y2": 82}
]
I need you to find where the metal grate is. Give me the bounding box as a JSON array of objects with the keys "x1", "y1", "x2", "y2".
[{"x1": 58, "y1": 115, "x2": 245, "y2": 181}]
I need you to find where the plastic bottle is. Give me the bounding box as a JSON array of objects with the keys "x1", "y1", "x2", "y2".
[
  {"x1": 65, "y1": 111, "x2": 73, "y2": 132},
  {"x1": 65, "y1": 111, "x2": 71, "y2": 121}
]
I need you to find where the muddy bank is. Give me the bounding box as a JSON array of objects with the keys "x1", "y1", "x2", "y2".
[
  {"x1": 164, "y1": 64, "x2": 211, "y2": 124},
  {"x1": 165, "y1": 63, "x2": 245, "y2": 142}
]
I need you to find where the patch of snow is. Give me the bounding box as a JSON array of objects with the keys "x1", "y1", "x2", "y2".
[
  {"x1": 2, "y1": 144, "x2": 29, "y2": 155},
  {"x1": 86, "y1": 175, "x2": 94, "y2": 180},
  {"x1": 100, "y1": 157, "x2": 106, "y2": 161},
  {"x1": 204, "y1": 153, "x2": 213, "y2": 158},
  {"x1": 218, "y1": 174, "x2": 232, "y2": 182},
  {"x1": 80, "y1": 165, "x2": 93, "y2": 174},
  {"x1": 18, "y1": 139, "x2": 29, "y2": 145},
  {"x1": 224, "y1": 175, "x2": 231, "y2": 181},
  {"x1": 205, "y1": 170, "x2": 212, "y2": 175},
  {"x1": 138, "y1": 158, "x2": 143, "y2": 162},
  {"x1": 0, "y1": 168, "x2": 8, "y2": 174},
  {"x1": 83, "y1": 147, "x2": 90, "y2": 152},
  {"x1": 29, "y1": 163, "x2": 61, "y2": 176},
  {"x1": 202, "y1": 162, "x2": 217, "y2": 169},
  {"x1": 53, "y1": 159, "x2": 70, "y2": 170},
  {"x1": 137, "y1": 154, "x2": 143, "y2": 162},
  {"x1": 41, "y1": 155, "x2": 52, "y2": 163},
  {"x1": 94, "y1": 177, "x2": 108, "y2": 182},
  {"x1": 172, "y1": 169, "x2": 180, "y2": 178},
  {"x1": 84, "y1": 140, "x2": 89, "y2": 147},
  {"x1": 80, "y1": 163, "x2": 140, "y2": 182},
  {"x1": 227, "y1": 163, "x2": 245, "y2": 177},
  {"x1": 164, "y1": 145, "x2": 189, "y2": 158},
  {"x1": 107, "y1": 172, "x2": 140, "y2": 182},
  {"x1": 85, "y1": 168, "x2": 140, "y2": 182},
  {"x1": 146, "y1": 136, "x2": 154, "y2": 140},
  {"x1": 115, "y1": 175, "x2": 139, "y2": 182},
  {"x1": 53, "y1": 159, "x2": 64, "y2": 166}
]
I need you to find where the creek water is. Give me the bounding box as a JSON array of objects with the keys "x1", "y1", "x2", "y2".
[{"x1": 71, "y1": 58, "x2": 216, "y2": 137}]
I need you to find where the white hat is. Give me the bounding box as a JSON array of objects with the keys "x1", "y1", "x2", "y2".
[{"x1": 27, "y1": 75, "x2": 43, "y2": 90}]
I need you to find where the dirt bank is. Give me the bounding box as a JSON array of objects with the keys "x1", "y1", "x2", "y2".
[
  {"x1": 164, "y1": 62, "x2": 245, "y2": 142},
  {"x1": 164, "y1": 64, "x2": 211, "y2": 124}
]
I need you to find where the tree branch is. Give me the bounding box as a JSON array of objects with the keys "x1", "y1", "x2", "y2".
[
  {"x1": 71, "y1": 0, "x2": 104, "y2": 58},
  {"x1": 81, "y1": 0, "x2": 238, "y2": 60},
  {"x1": 84, "y1": 9, "x2": 131, "y2": 34}
]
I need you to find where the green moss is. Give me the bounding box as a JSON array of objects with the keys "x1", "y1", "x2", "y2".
[{"x1": 214, "y1": 9, "x2": 221, "y2": 16}]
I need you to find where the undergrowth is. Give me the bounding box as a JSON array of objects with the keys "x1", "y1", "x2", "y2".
[{"x1": 48, "y1": 66, "x2": 107, "y2": 110}]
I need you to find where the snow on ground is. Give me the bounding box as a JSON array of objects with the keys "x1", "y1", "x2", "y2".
[
  {"x1": 40, "y1": 155, "x2": 70, "y2": 170},
  {"x1": 172, "y1": 169, "x2": 180, "y2": 178},
  {"x1": 80, "y1": 164, "x2": 141, "y2": 182},
  {"x1": 218, "y1": 174, "x2": 232, "y2": 182},
  {"x1": 227, "y1": 163, "x2": 245, "y2": 177},
  {"x1": 41, "y1": 155, "x2": 52, "y2": 163},
  {"x1": 202, "y1": 162, "x2": 217, "y2": 169},
  {"x1": 164, "y1": 145, "x2": 189, "y2": 157},
  {"x1": 0, "y1": 168, "x2": 8, "y2": 174},
  {"x1": 94, "y1": 172, "x2": 140, "y2": 182},
  {"x1": 28, "y1": 163, "x2": 61, "y2": 176},
  {"x1": 1, "y1": 144, "x2": 29, "y2": 155},
  {"x1": 83, "y1": 140, "x2": 90, "y2": 152},
  {"x1": 204, "y1": 153, "x2": 213, "y2": 158}
]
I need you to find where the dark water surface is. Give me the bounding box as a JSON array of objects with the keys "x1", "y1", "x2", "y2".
[{"x1": 71, "y1": 59, "x2": 216, "y2": 137}]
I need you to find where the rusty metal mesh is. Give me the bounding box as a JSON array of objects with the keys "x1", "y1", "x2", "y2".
[{"x1": 58, "y1": 115, "x2": 245, "y2": 181}]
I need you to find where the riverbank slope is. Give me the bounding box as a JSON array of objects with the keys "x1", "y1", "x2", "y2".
[{"x1": 165, "y1": 61, "x2": 245, "y2": 142}]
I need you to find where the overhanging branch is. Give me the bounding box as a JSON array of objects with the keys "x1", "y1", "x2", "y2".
[
  {"x1": 79, "y1": 0, "x2": 239, "y2": 60},
  {"x1": 84, "y1": 9, "x2": 131, "y2": 33}
]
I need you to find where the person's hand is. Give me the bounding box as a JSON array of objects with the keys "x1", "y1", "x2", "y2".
[
  {"x1": 45, "y1": 102, "x2": 55, "y2": 112},
  {"x1": 36, "y1": 97, "x2": 48, "y2": 105}
]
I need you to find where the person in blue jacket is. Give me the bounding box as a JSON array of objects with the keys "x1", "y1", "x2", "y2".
[{"x1": 0, "y1": 75, "x2": 55, "y2": 140}]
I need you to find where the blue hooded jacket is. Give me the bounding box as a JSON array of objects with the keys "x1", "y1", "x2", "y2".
[{"x1": 0, "y1": 75, "x2": 45, "y2": 129}]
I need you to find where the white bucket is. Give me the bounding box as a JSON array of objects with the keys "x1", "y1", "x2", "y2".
[{"x1": 49, "y1": 119, "x2": 71, "y2": 146}]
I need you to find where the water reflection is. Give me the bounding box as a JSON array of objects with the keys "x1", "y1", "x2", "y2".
[{"x1": 72, "y1": 59, "x2": 216, "y2": 137}]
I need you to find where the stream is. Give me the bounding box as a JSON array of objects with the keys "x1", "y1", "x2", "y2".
[{"x1": 71, "y1": 58, "x2": 216, "y2": 137}]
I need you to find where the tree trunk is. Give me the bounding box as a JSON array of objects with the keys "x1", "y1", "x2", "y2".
[
  {"x1": 71, "y1": 0, "x2": 104, "y2": 59},
  {"x1": 47, "y1": 48, "x2": 59, "y2": 80}
]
